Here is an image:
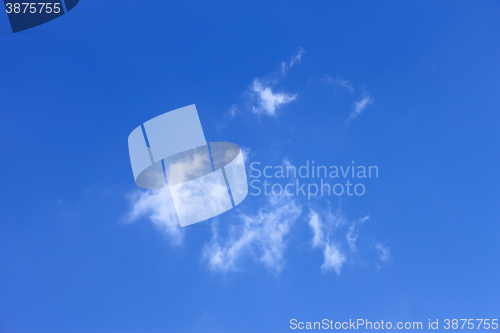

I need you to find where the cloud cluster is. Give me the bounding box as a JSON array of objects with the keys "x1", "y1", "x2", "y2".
[
  {"x1": 217, "y1": 48, "x2": 304, "y2": 127},
  {"x1": 124, "y1": 48, "x2": 385, "y2": 275},
  {"x1": 125, "y1": 189, "x2": 389, "y2": 274},
  {"x1": 247, "y1": 48, "x2": 305, "y2": 117},
  {"x1": 220, "y1": 47, "x2": 374, "y2": 125},
  {"x1": 203, "y1": 195, "x2": 302, "y2": 273},
  {"x1": 307, "y1": 206, "x2": 378, "y2": 275}
]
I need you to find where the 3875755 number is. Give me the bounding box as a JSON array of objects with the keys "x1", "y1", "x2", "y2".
[
  {"x1": 5, "y1": 3, "x2": 61, "y2": 14},
  {"x1": 444, "y1": 319, "x2": 499, "y2": 330}
]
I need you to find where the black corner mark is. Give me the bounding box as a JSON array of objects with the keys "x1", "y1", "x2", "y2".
[{"x1": 3, "y1": 0, "x2": 79, "y2": 33}]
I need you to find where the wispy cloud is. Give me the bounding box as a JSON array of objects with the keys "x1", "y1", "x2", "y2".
[
  {"x1": 348, "y1": 92, "x2": 373, "y2": 121},
  {"x1": 228, "y1": 104, "x2": 238, "y2": 117},
  {"x1": 308, "y1": 209, "x2": 346, "y2": 274},
  {"x1": 346, "y1": 215, "x2": 370, "y2": 252},
  {"x1": 322, "y1": 75, "x2": 354, "y2": 92},
  {"x1": 290, "y1": 47, "x2": 306, "y2": 68},
  {"x1": 375, "y1": 242, "x2": 390, "y2": 261},
  {"x1": 203, "y1": 195, "x2": 302, "y2": 273},
  {"x1": 126, "y1": 189, "x2": 183, "y2": 245},
  {"x1": 281, "y1": 47, "x2": 306, "y2": 75},
  {"x1": 250, "y1": 79, "x2": 297, "y2": 116}
]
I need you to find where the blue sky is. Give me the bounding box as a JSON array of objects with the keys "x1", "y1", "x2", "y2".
[{"x1": 1, "y1": 1, "x2": 500, "y2": 332}]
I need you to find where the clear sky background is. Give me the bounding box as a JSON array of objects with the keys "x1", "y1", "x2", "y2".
[{"x1": 1, "y1": 1, "x2": 499, "y2": 332}]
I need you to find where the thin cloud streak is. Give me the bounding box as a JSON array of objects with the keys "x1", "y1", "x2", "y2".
[
  {"x1": 375, "y1": 242, "x2": 391, "y2": 261},
  {"x1": 348, "y1": 92, "x2": 373, "y2": 121},
  {"x1": 323, "y1": 75, "x2": 354, "y2": 92},
  {"x1": 346, "y1": 215, "x2": 370, "y2": 252},
  {"x1": 282, "y1": 47, "x2": 306, "y2": 75}
]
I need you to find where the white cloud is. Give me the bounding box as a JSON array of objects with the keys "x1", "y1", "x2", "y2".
[
  {"x1": 218, "y1": 48, "x2": 303, "y2": 120},
  {"x1": 346, "y1": 215, "x2": 370, "y2": 252},
  {"x1": 126, "y1": 189, "x2": 183, "y2": 245},
  {"x1": 308, "y1": 210, "x2": 346, "y2": 274},
  {"x1": 349, "y1": 92, "x2": 373, "y2": 121},
  {"x1": 248, "y1": 48, "x2": 304, "y2": 116},
  {"x1": 251, "y1": 79, "x2": 297, "y2": 116},
  {"x1": 375, "y1": 242, "x2": 390, "y2": 261},
  {"x1": 203, "y1": 195, "x2": 302, "y2": 273},
  {"x1": 322, "y1": 244, "x2": 346, "y2": 273}
]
